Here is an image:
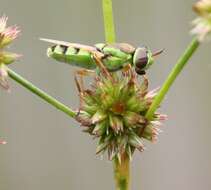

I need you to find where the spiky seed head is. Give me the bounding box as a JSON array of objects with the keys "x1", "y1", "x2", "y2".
[
  {"x1": 0, "y1": 15, "x2": 20, "y2": 48},
  {"x1": 0, "y1": 15, "x2": 21, "y2": 91},
  {"x1": 193, "y1": 0, "x2": 211, "y2": 15},
  {"x1": 76, "y1": 69, "x2": 166, "y2": 162},
  {"x1": 191, "y1": 0, "x2": 211, "y2": 41}
]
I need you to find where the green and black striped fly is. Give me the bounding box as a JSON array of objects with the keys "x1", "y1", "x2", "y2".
[{"x1": 41, "y1": 38, "x2": 163, "y2": 75}]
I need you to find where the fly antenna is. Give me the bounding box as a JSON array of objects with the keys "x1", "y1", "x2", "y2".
[{"x1": 152, "y1": 49, "x2": 165, "y2": 57}]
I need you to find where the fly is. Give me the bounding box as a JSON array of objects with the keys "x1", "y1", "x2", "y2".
[{"x1": 40, "y1": 38, "x2": 163, "y2": 75}]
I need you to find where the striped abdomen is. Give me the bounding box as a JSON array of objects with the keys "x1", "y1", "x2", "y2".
[{"x1": 47, "y1": 45, "x2": 97, "y2": 70}]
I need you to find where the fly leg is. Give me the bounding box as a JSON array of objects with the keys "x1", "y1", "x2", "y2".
[
  {"x1": 92, "y1": 53, "x2": 113, "y2": 81},
  {"x1": 75, "y1": 69, "x2": 95, "y2": 91},
  {"x1": 74, "y1": 70, "x2": 92, "y2": 118},
  {"x1": 74, "y1": 70, "x2": 95, "y2": 126},
  {"x1": 76, "y1": 69, "x2": 95, "y2": 76},
  {"x1": 122, "y1": 63, "x2": 139, "y2": 84},
  {"x1": 122, "y1": 63, "x2": 133, "y2": 77}
]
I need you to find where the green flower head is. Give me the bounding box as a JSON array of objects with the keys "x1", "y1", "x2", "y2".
[{"x1": 76, "y1": 68, "x2": 167, "y2": 162}]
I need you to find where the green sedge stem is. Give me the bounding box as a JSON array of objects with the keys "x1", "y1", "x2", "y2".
[
  {"x1": 146, "y1": 38, "x2": 200, "y2": 120},
  {"x1": 7, "y1": 67, "x2": 76, "y2": 118},
  {"x1": 102, "y1": 0, "x2": 129, "y2": 189},
  {"x1": 102, "y1": 0, "x2": 116, "y2": 43},
  {"x1": 113, "y1": 154, "x2": 130, "y2": 190}
]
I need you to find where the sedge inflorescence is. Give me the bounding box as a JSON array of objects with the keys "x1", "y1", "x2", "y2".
[
  {"x1": 0, "y1": 15, "x2": 20, "y2": 144},
  {"x1": 192, "y1": 0, "x2": 211, "y2": 41},
  {"x1": 76, "y1": 68, "x2": 166, "y2": 162},
  {"x1": 0, "y1": 15, "x2": 20, "y2": 91}
]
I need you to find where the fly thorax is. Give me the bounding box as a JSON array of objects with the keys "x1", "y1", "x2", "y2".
[{"x1": 94, "y1": 43, "x2": 106, "y2": 52}]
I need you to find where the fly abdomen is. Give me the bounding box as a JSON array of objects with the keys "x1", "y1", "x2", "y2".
[
  {"x1": 47, "y1": 45, "x2": 70, "y2": 62},
  {"x1": 47, "y1": 45, "x2": 96, "y2": 69},
  {"x1": 60, "y1": 45, "x2": 68, "y2": 54}
]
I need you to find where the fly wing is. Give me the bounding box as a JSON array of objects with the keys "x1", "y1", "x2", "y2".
[
  {"x1": 107, "y1": 43, "x2": 136, "y2": 54},
  {"x1": 40, "y1": 38, "x2": 98, "y2": 52}
]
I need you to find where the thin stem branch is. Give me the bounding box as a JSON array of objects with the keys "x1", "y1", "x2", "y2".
[
  {"x1": 102, "y1": 0, "x2": 116, "y2": 43},
  {"x1": 146, "y1": 38, "x2": 200, "y2": 120},
  {"x1": 7, "y1": 67, "x2": 76, "y2": 118}
]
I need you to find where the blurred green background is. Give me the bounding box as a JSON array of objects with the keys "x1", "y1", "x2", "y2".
[{"x1": 1, "y1": 0, "x2": 211, "y2": 189}]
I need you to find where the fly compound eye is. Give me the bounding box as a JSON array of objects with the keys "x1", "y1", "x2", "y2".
[
  {"x1": 133, "y1": 47, "x2": 148, "y2": 69},
  {"x1": 135, "y1": 67, "x2": 146, "y2": 75}
]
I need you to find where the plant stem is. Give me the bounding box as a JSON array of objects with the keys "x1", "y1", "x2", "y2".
[
  {"x1": 113, "y1": 153, "x2": 130, "y2": 190},
  {"x1": 146, "y1": 38, "x2": 200, "y2": 120},
  {"x1": 7, "y1": 67, "x2": 76, "y2": 118},
  {"x1": 102, "y1": 0, "x2": 130, "y2": 189},
  {"x1": 102, "y1": 0, "x2": 116, "y2": 43}
]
